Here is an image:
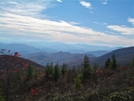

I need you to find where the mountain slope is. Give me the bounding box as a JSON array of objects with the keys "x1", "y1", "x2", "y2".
[
  {"x1": 0, "y1": 43, "x2": 55, "y2": 56},
  {"x1": 92, "y1": 46, "x2": 134, "y2": 66},
  {"x1": 25, "y1": 46, "x2": 134, "y2": 67},
  {"x1": 0, "y1": 55, "x2": 44, "y2": 70},
  {"x1": 86, "y1": 50, "x2": 110, "y2": 57},
  {"x1": 26, "y1": 51, "x2": 95, "y2": 66}
]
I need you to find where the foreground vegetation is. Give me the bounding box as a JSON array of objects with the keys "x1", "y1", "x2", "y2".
[{"x1": 0, "y1": 49, "x2": 134, "y2": 101}]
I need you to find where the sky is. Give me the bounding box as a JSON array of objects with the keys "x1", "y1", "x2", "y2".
[{"x1": 0, "y1": 0, "x2": 134, "y2": 47}]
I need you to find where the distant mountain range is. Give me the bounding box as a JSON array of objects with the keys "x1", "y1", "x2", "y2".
[
  {"x1": 0, "y1": 43, "x2": 55, "y2": 55},
  {"x1": 0, "y1": 42, "x2": 133, "y2": 67},
  {"x1": 26, "y1": 46, "x2": 134, "y2": 67},
  {"x1": 25, "y1": 51, "x2": 95, "y2": 67},
  {"x1": 0, "y1": 42, "x2": 118, "y2": 55}
]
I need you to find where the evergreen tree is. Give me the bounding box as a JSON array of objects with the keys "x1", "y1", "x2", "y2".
[
  {"x1": 53, "y1": 63, "x2": 60, "y2": 82},
  {"x1": 93, "y1": 63, "x2": 99, "y2": 71},
  {"x1": 105, "y1": 58, "x2": 112, "y2": 69},
  {"x1": 61, "y1": 63, "x2": 68, "y2": 75},
  {"x1": 26, "y1": 64, "x2": 33, "y2": 79},
  {"x1": 45, "y1": 62, "x2": 53, "y2": 80},
  {"x1": 111, "y1": 54, "x2": 118, "y2": 70},
  {"x1": 131, "y1": 57, "x2": 134, "y2": 67},
  {"x1": 74, "y1": 74, "x2": 82, "y2": 90},
  {"x1": 82, "y1": 55, "x2": 92, "y2": 83},
  {"x1": 44, "y1": 63, "x2": 49, "y2": 78},
  {"x1": 50, "y1": 62, "x2": 53, "y2": 75}
]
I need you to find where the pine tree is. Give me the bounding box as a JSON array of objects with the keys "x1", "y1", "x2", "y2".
[
  {"x1": 105, "y1": 58, "x2": 112, "y2": 69},
  {"x1": 74, "y1": 74, "x2": 82, "y2": 90},
  {"x1": 111, "y1": 54, "x2": 118, "y2": 70},
  {"x1": 53, "y1": 63, "x2": 60, "y2": 82},
  {"x1": 45, "y1": 62, "x2": 53, "y2": 80},
  {"x1": 82, "y1": 55, "x2": 92, "y2": 83},
  {"x1": 93, "y1": 63, "x2": 99, "y2": 71},
  {"x1": 26, "y1": 64, "x2": 33, "y2": 79},
  {"x1": 61, "y1": 63, "x2": 68, "y2": 75},
  {"x1": 131, "y1": 57, "x2": 134, "y2": 67}
]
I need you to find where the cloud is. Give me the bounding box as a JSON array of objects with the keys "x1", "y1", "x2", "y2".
[
  {"x1": 94, "y1": 22, "x2": 107, "y2": 25},
  {"x1": 101, "y1": 0, "x2": 108, "y2": 5},
  {"x1": 57, "y1": 0, "x2": 62, "y2": 2},
  {"x1": 80, "y1": 1, "x2": 91, "y2": 8},
  {"x1": 0, "y1": 0, "x2": 52, "y2": 17},
  {"x1": 0, "y1": 0, "x2": 133, "y2": 46},
  {"x1": 8, "y1": 1, "x2": 18, "y2": 5},
  {"x1": 128, "y1": 18, "x2": 134, "y2": 25},
  {"x1": 0, "y1": 12, "x2": 133, "y2": 46},
  {"x1": 107, "y1": 25, "x2": 134, "y2": 35},
  {"x1": 107, "y1": 18, "x2": 134, "y2": 35},
  {"x1": 69, "y1": 22, "x2": 79, "y2": 25}
]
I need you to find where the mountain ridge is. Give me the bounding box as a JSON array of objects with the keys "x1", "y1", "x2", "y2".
[
  {"x1": 91, "y1": 46, "x2": 134, "y2": 66},
  {"x1": 0, "y1": 42, "x2": 119, "y2": 54}
]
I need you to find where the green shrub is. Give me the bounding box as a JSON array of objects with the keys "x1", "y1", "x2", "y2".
[
  {"x1": 74, "y1": 74, "x2": 82, "y2": 90},
  {"x1": 103, "y1": 87, "x2": 134, "y2": 101}
]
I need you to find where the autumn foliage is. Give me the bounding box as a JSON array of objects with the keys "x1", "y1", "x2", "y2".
[{"x1": 0, "y1": 49, "x2": 134, "y2": 101}]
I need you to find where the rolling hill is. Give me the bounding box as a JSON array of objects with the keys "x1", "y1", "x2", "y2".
[
  {"x1": 26, "y1": 51, "x2": 95, "y2": 66},
  {"x1": 25, "y1": 46, "x2": 134, "y2": 67},
  {"x1": 91, "y1": 46, "x2": 134, "y2": 66},
  {"x1": 1, "y1": 42, "x2": 133, "y2": 67},
  {"x1": 23, "y1": 46, "x2": 134, "y2": 67},
  {"x1": 0, "y1": 55, "x2": 44, "y2": 70}
]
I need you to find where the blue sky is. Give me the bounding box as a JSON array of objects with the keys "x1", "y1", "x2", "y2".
[{"x1": 0, "y1": 0, "x2": 134, "y2": 47}]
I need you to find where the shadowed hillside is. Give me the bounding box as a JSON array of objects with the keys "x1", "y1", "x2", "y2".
[
  {"x1": 25, "y1": 46, "x2": 134, "y2": 67},
  {"x1": 92, "y1": 46, "x2": 134, "y2": 66},
  {"x1": 26, "y1": 51, "x2": 95, "y2": 66},
  {"x1": 0, "y1": 55, "x2": 44, "y2": 70}
]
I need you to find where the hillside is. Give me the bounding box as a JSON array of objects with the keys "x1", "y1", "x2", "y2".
[
  {"x1": 0, "y1": 53, "x2": 134, "y2": 101},
  {"x1": 26, "y1": 51, "x2": 95, "y2": 66},
  {"x1": 0, "y1": 55, "x2": 44, "y2": 70},
  {"x1": 25, "y1": 46, "x2": 134, "y2": 67},
  {"x1": 86, "y1": 50, "x2": 110, "y2": 57},
  {"x1": 92, "y1": 46, "x2": 134, "y2": 66}
]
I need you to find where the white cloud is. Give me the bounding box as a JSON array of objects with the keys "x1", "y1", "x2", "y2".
[
  {"x1": 0, "y1": 0, "x2": 52, "y2": 17},
  {"x1": 94, "y1": 22, "x2": 107, "y2": 25},
  {"x1": 107, "y1": 18, "x2": 134, "y2": 35},
  {"x1": 8, "y1": 1, "x2": 18, "y2": 5},
  {"x1": 69, "y1": 22, "x2": 79, "y2": 25},
  {"x1": 107, "y1": 25, "x2": 134, "y2": 35},
  {"x1": 57, "y1": 0, "x2": 62, "y2": 2},
  {"x1": 128, "y1": 18, "x2": 134, "y2": 25},
  {"x1": 80, "y1": 1, "x2": 91, "y2": 8},
  {"x1": 101, "y1": 0, "x2": 108, "y2": 5},
  {"x1": 0, "y1": 12, "x2": 133, "y2": 46},
  {"x1": 0, "y1": 0, "x2": 133, "y2": 46}
]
